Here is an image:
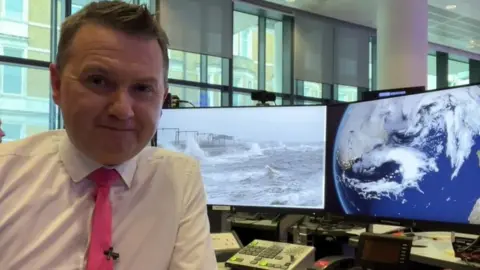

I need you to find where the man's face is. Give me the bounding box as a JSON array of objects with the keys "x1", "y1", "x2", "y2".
[
  {"x1": 0, "y1": 120, "x2": 5, "y2": 143},
  {"x1": 50, "y1": 23, "x2": 167, "y2": 165}
]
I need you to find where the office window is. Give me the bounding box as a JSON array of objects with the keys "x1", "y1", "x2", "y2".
[
  {"x1": 266, "y1": 19, "x2": 283, "y2": 93},
  {"x1": 71, "y1": 0, "x2": 137, "y2": 14},
  {"x1": 72, "y1": 4, "x2": 83, "y2": 14},
  {"x1": 233, "y1": 11, "x2": 258, "y2": 90},
  {"x1": 2, "y1": 63, "x2": 22, "y2": 95},
  {"x1": 139, "y1": 0, "x2": 152, "y2": 5},
  {"x1": 4, "y1": 0, "x2": 24, "y2": 21},
  {"x1": 1, "y1": 123, "x2": 22, "y2": 142},
  {"x1": 448, "y1": 59, "x2": 469, "y2": 87},
  {"x1": 2, "y1": 47, "x2": 24, "y2": 95},
  {"x1": 168, "y1": 49, "x2": 200, "y2": 82},
  {"x1": 169, "y1": 85, "x2": 221, "y2": 107},
  {"x1": 207, "y1": 56, "x2": 225, "y2": 85},
  {"x1": 294, "y1": 100, "x2": 323, "y2": 105},
  {"x1": 427, "y1": 54, "x2": 437, "y2": 90},
  {"x1": 1, "y1": 1, "x2": 51, "y2": 62},
  {"x1": 233, "y1": 92, "x2": 256, "y2": 106},
  {"x1": 0, "y1": 64, "x2": 51, "y2": 137},
  {"x1": 301, "y1": 81, "x2": 322, "y2": 98},
  {"x1": 240, "y1": 30, "x2": 250, "y2": 58},
  {"x1": 337, "y1": 85, "x2": 358, "y2": 102},
  {"x1": 168, "y1": 50, "x2": 227, "y2": 86}
]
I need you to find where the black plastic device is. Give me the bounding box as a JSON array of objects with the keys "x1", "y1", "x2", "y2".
[{"x1": 356, "y1": 232, "x2": 413, "y2": 270}]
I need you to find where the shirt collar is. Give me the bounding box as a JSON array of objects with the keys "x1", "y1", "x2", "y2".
[{"x1": 58, "y1": 133, "x2": 137, "y2": 188}]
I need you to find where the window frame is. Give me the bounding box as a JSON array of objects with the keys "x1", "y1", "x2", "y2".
[{"x1": 0, "y1": 45, "x2": 27, "y2": 96}]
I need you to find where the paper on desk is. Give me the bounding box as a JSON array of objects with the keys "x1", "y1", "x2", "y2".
[
  {"x1": 346, "y1": 224, "x2": 404, "y2": 236},
  {"x1": 414, "y1": 237, "x2": 456, "y2": 259}
]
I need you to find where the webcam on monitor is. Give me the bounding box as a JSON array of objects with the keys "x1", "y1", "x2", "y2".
[{"x1": 251, "y1": 91, "x2": 276, "y2": 105}]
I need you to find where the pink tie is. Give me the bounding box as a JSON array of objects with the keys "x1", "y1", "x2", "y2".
[{"x1": 86, "y1": 168, "x2": 119, "y2": 270}]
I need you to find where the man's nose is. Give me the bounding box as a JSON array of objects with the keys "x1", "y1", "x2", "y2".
[{"x1": 108, "y1": 89, "x2": 134, "y2": 120}]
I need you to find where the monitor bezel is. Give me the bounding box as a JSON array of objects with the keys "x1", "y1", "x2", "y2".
[
  {"x1": 324, "y1": 83, "x2": 480, "y2": 234},
  {"x1": 159, "y1": 104, "x2": 328, "y2": 215}
]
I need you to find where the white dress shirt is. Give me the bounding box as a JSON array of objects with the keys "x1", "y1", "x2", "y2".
[{"x1": 0, "y1": 130, "x2": 217, "y2": 270}]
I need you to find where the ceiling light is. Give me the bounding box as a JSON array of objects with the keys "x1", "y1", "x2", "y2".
[{"x1": 445, "y1": 4, "x2": 457, "y2": 10}]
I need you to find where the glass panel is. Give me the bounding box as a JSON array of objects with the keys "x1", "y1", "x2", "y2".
[
  {"x1": 233, "y1": 92, "x2": 255, "y2": 106},
  {"x1": 1, "y1": 122, "x2": 22, "y2": 142},
  {"x1": 294, "y1": 100, "x2": 323, "y2": 105},
  {"x1": 302, "y1": 81, "x2": 322, "y2": 98},
  {"x1": 427, "y1": 54, "x2": 437, "y2": 90},
  {"x1": 266, "y1": 18, "x2": 283, "y2": 93},
  {"x1": 448, "y1": 59, "x2": 469, "y2": 87},
  {"x1": 369, "y1": 39, "x2": 372, "y2": 90},
  {"x1": 168, "y1": 49, "x2": 201, "y2": 82},
  {"x1": 2, "y1": 63, "x2": 22, "y2": 95},
  {"x1": 5, "y1": 0, "x2": 24, "y2": 21},
  {"x1": 337, "y1": 85, "x2": 358, "y2": 102},
  {"x1": 207, "y1": 55, "x2": 224, "y2": 85},
  {"x1": 71, "y1": 4, "x2": 83, "y2": 14},
  {"x1": 1, "y1": 0, "x2": 51, "y2": 62},
  {"x1": 0, "y1": 65, "x2": 51, "y2": 141},
  {"x1": 71, "y1": 0, "x2": 136, "y2": 14},
  {"x1": 168, "y1": 85, "x2": 221, "y2": 107},
  {"x1": 233, "y1": 11, "x2": 258, "y2": 89}
]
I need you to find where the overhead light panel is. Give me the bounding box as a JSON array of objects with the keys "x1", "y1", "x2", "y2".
[{"x1": 445, "y1": 4, "x2": 457, "y2": 10}]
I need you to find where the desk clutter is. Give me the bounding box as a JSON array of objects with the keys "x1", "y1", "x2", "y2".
[
  {"x1": 159, "y1": 85, "x2": 480, "y2": 268},
  {"x1": 453, "y1": 236, "x2": 480, "y2": 265},
  {"x1": 211, "y1": 213, "x2": 480, "y2": 270}
]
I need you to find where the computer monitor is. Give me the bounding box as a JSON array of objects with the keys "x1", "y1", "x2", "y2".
[
  {"x1": 325, "y1": 84, "x2": 480, "y2": 231},
  {"x1": 157, "y1": 106, "x2": 327, "y2": 211}
]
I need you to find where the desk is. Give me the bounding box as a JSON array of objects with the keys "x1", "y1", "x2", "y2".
[
  {"x1": 349, "y1": 231, "x2": 480, "y2": 270},
  {"x1": 230, "y1": 218, "x2": 278, "y2": 230}
]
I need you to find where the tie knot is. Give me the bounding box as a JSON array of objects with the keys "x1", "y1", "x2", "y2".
[{"x1": 89, "y1": 168, "x2": 119, "y2": 188}]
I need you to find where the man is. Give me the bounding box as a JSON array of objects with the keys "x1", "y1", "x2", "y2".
[
  {"x1": 0, "y1": 2, "x2": 216, "y2": 270},
  {"x1": 0, "y1": 119, "x2": 4, "y2": 143}
]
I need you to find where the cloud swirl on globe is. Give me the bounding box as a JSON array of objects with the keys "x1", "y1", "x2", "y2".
[{"x1": 334, "y1": 85, "x2": 480, "y2": 224}]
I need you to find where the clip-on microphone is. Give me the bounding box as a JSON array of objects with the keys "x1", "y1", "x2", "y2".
[{"x1": 104, "y1": 247, "x2": 120, "y2": 261}]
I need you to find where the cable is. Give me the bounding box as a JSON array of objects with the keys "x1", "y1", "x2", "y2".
[
  {"x1": 457, "y1": 236, "x2": 479, "y2": 252},
  {"x1": 178, "y1": 100, "x2": 196, "y2": 107}
]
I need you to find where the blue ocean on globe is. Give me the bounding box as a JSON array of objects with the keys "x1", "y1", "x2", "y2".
[{"x1": 333, "y1": 85, "x2": 480, "y2": 225}]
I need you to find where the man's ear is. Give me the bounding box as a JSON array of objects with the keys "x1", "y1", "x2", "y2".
[
  {"x1": 49, "y1": 63, "x2": 61, "y2": 105},
  {"x1": 163, "y1": 87, "x2": 169, "y2": 101}
]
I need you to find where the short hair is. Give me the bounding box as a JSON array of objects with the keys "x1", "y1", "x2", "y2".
[{"x1": 57, "y1": 1, "x2": 169, "y2": 85}]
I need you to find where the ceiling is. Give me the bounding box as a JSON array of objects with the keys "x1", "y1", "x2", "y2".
[{"x1": 263, "y1": 0, "x2": 480, "y2": 57}]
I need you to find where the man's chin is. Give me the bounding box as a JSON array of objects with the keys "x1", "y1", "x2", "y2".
[{"x1": 91, "y1": 144, "x2": 137, "y2": 165}]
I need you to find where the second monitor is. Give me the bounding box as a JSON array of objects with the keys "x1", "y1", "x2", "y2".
[
  {"x1": 326, "y1": 84, "x2": 480, "y2": 228},
  {"x1": 157, "y1": 106, "x2": 327, "y2": 211}
]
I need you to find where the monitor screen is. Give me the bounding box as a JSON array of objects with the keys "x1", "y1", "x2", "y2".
[
  {"x1": 326, "y1": 84, "x2": 480, "y2": 225},
  {"x1": 157, "y1": 106, "x2": 327, "y2": 209}
]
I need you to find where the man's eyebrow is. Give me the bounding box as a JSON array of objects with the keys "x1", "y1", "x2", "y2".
[{"x1": 80, "y1": 65, "x2": 110, "y2": 75}]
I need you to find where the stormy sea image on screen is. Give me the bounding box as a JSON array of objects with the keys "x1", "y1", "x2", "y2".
[
  {"x1": 333, "y1": 85, "x2": 480, "y2": 225},
  {"x1": 158, "y1": 106, "x2": 326, "y2": 209}
]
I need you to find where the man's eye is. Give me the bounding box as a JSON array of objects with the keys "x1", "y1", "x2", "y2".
[
  {"x1": 86, "y1": 75, "x2": 107, "y2": 87},
  {"x1": 134, "y1": 84, "x2": 153, "y2": 93}
]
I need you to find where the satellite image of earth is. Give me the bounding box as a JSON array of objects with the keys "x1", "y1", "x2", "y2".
[{"x1": 333, "y1": 85, "x2": 480, "y2": 225}]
